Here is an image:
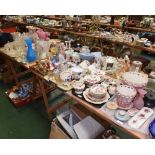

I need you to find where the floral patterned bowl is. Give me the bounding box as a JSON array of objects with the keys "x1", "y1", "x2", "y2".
[{"x1": 84, "y1": 75, "x2": 101, "y2": 86}]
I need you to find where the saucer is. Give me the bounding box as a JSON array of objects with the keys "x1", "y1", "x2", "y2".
[
  {"x1": 83, "y1": 88, "x2": 110, "y2": 105},
  {"x1": 114, "y1": 109, "x2": 130, "y2": 122}
]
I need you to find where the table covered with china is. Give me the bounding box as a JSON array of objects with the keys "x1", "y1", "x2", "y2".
[{"x1": 1, "y1": 28, "x2": 155, "y2": 139}]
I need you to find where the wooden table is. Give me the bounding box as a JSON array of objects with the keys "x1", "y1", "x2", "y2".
[
  {"x1": 2, "y1": 19, "x2": 155, "y2": 54},
  {"x1": 66, "y1": 91, "x2": 151, "y2": 139},
  {"x1": 0, "y1": 50, "x2": 71, "y2": 119},
  {"x1": 0, "y1": 50, "x2": 152, "y2": 138}
]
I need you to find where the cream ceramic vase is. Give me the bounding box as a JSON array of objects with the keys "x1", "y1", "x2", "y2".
[{"x1": 35, "y1": 40, "x2": 51, "y2": 60}]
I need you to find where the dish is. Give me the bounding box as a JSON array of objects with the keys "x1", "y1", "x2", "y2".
[
  {"x1": 60, "y1": 70, "x2": 72, "y2": 82},
  {"x1": 73, "y1": 81, "x2": 85, "y2": 94},
  {"x1": 106, "y1": 102, "x2": 118, "y2": 110},
  {"x1": 79, "y1": 52, "x2": 94, "y2": 61},
  {"x1": 89, "y1": 84, "x2": 107, "y2": 99},
  {"x1": 83, "y1": 88, "x2": 110, "y2": 104},
  {"x1": 114, "y1": 109, "x2": 130, "y2": 122},
  {"x1": 128, "y1": 107, "x2": 154, "y2": 129},
  {"x1": 122, "y1": 72, "x2": 148, "y2": 88},
  {"x1": 84, "y1": 75, "x2": 101, "y2": 86}
]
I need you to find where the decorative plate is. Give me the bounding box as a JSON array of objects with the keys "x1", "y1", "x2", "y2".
[
  {"x1": 128, "y1": 107, "x2": 154, "y2": 129},
  {"x1": 83, "y1": 88, "x2": 110, "y2": 105},
  {"x1": 60, "y1": 70, "x2": 72, "y2": 82},
  {"x1": 114, "y1": 109, "x2": 130, "y2": 122},
  {"x1": 122, "y1": 72, "x2": 148, "y2": 88}
]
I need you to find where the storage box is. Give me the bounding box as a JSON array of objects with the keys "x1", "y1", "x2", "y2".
[
  {"x1": 49, "y1": 119, "x2": 70, "y2": 139},
  {"x1": 49, "y1": 104, "x2": 107, "y2": 139}
]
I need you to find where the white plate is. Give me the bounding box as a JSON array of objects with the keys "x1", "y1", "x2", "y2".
[{"x1": 83, "y1": 88, "x2": 110, "y2": 105}]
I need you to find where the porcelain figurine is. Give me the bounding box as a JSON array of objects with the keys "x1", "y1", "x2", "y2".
[
  {"x1": 36, "y1": 28, "x2": 49, "y2": 41},
  {"x1": 25, "y1": 38, "x2": 37, "y2": 62},
  {"x1": 133, "y1": 89, "x2": 147, "y2": 110}
]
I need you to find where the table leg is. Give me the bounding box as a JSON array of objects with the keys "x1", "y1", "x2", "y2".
[
  {"x1": 7, "y1": 59, "x2": 18, "y2": 84},
  {"x1": 38, "y1": 79, "x2": 51, "y2": 119}
]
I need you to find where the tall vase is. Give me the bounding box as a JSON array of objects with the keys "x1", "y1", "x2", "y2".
[
  {"x1": 35, "y1": 40, "x2": 51, "y2": 60},
  {"x1": 25, "y1": 38, "x2": 37, "y2": 62},
  {"x1": 133, "y1": 88, "x2": 147, "y2": 110}
]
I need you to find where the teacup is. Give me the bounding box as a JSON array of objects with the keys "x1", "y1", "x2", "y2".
[{"x1": 73, "y1": 81, "x2": 85, "y2": 94}]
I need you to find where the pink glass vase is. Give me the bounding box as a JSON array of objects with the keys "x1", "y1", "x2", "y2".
[
  {"x1": 133, "y1": 88, "x2": 147, "y2": 110},
  {"x1": 36, "y1": 29, "x2": 49, "y2": 41}
]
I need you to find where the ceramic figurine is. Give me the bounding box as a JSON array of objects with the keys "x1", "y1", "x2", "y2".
[
  {"x1": 133, "y1": 89, "x2": 147, "y2": 110},
  {"x1": 36, "y1": 28, "x2": 49, "y2": 41},
  {"x1": 25, "y1": 38, "x2": 37, "y2": 62}
]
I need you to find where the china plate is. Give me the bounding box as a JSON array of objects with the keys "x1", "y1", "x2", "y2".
[
  {"x1": 60, "y1": 70, "x2": 72, "y2": 81},
  {"x1": 83, "y1": 88, "x2": 110, "y2": 105}
]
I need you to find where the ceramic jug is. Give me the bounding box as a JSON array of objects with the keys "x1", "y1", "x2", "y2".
[
  {"x1": 133, "y1": 88, "x2": 147, "y2": 110},
  {"x1": 36, "y1": 28, "x2": 49, "y2": 41},
  {"x1": 25, "y1": 38, "x2": 37, "y2": 62}
]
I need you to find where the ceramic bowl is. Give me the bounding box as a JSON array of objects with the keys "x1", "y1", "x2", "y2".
[
  {"x1": 79, "y1": 52, "x2": 94, "y2": 61},
  {"x1": 89, "y1": 84, "x2": 106, "y2": 99},
  {"x1": 84, "y1": 75, "x2": 101, "y2": 86},
  {"x1": 73, "y1": 81, "x2": 85, "y2": 94}
]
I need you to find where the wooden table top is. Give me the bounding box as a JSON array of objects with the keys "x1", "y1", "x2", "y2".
[
  {"x1": 0, "y1": 49, "x2": 152, "y2": 139},
  {"x1": 66, "y1": 91, "x2": 151, "y2": 139}
]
